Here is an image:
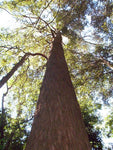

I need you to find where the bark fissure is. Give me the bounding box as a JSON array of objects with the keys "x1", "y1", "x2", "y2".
[{"x1": 25, "y1": 32, "x2": 91, "y2": 150}]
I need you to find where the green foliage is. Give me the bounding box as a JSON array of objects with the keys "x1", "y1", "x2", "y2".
[
  {"x1": 0, "y1": 109, "x2": 30, "y2": 150},
  {"x1": 0, "y1": 0, "x2": 113, "y2": 149},
  {"x1": 104, "y1": 106, "x2": 113, "y2": 138}
]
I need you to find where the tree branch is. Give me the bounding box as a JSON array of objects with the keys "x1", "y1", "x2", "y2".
[
  {"x1": 0, "y1": 52, "x2": 48, "y2": 88},
  {"x1": 100, "y1": 57, "x2": 113, "y2": 70},
  {"x1": 26, "y1": 52, "x2": 48, "y2": 60}
]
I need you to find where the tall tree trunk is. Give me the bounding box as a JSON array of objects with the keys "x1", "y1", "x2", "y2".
[{"x1": 25, "y1": 32, "x2": 91, "y2": 150}]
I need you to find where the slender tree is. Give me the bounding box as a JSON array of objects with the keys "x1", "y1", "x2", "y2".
[{"x1": 25, "y1": 32, "x2": 91, "y2": 150}]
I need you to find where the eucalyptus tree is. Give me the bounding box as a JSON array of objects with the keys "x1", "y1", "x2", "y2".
[{"x1": 0, "y1": 0, "x2": 113, "y2": 149}]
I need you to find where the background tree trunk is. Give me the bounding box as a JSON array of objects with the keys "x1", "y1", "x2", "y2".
[{"x1": 25, "y1": 32, "x2": 91, "y2": 150}]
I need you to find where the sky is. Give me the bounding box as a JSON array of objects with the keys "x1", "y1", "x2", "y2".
[
  {"x1": 0, "y1": 8, "x2": 21, "y2": 30},
  {"x1": 0, "y1": 9, "x2": 15, "y2": 28},
  {"x1": 0, "y1": 6, "x2": 113, "y2": 149}
]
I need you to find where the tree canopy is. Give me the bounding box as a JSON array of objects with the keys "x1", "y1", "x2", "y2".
[{"x1": 0, "y1": 0, "x2": 113, "y2": 149}]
